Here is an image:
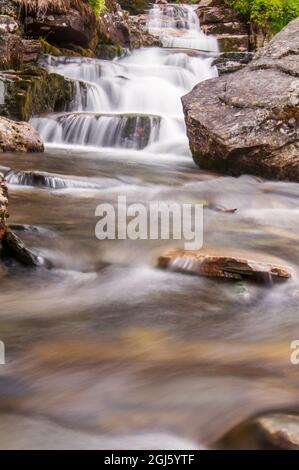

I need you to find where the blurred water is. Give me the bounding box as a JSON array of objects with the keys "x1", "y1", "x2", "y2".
[{"x1": 0, "y1": 3, "x2": 298, "y2": 451}]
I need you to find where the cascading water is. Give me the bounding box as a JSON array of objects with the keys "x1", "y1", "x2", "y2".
[
  {"x1": 3, "y1": 4, "x2": 299, "y2": 451},
  {"x1": 31, "y1": 7, "x2": 218, "y2": 156},
  {"x1": 147, "y1": 3, "x2": 218, "y2": 51}
]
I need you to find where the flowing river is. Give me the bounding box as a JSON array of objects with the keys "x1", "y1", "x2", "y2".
[{"x1": 0, "y1": 3, "x2": 299, "y2": 449}]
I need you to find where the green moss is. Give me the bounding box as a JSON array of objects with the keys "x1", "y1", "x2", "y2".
[
  {"x1": 0, "y1": 68, "x2": 75, "y2": 121},
  {"x1": 85, "y1": 0, "x2": 106, "y2": 14}
]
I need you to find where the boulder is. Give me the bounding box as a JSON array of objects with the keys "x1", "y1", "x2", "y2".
[
  {"x1": 256, "y1": 414, "x2": 299, "y2": 450},
  {"x1": 16, "y1": 0, "x2": 97, "y2": 48},
  {"x1": 182, "y1": 18, "x2": 299, "y2": 182},
  {"x1": 0, "y1": 175, "x2": 8, "y2": 243},
  {"x1": 0, "y1": 116, "x2": 44, "y2": 152},
  {"x1": 158, "y1": 248, "x2": 292, "y2": 283},
  {"x1": 0, "y1": 32, "x2": 23, "y2": 70},
  {"x1": 0, "y1": 68, "x2": 75, "y2": 121},
  {"x1": 97, "y1": 1, "x2": 160, "y2": 49}
]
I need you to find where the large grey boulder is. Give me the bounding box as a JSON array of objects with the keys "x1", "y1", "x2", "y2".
[{"x1": 182, "y1": 18, "x2": 299, "y2": 181}]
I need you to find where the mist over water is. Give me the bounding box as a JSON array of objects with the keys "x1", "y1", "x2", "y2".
[{"x1": 1, "y1": 3, "x2": 299, "y2": 450}]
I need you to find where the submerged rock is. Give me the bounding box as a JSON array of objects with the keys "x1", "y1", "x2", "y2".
[
  {"x1": 158, "y1": 248, "x2": 292, "y2": 283},
  {"x1": 2, "y1": 229, "x2": 45, "y2": 267},
  {"x1": 32, "y1": 112, "x2": 162, "y2": 150},
  {"x1": 0, "y1": 117, "x2": 43, "y2": 152},
  {"x1": 182, "y1": 18, "x2": 299, "y2": 182},
  {"x1": 256, "y1": 414, "x2": 299, "y2": 450}
]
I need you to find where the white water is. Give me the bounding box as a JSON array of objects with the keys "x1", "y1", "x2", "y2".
[
  {"x1": 147, "y1": 3, "x2": 218, "y2": 51},
  {"x1": 31, "y1": 4, "x2": 217, "y2": 156}
]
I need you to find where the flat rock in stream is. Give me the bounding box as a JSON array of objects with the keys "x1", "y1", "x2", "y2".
[
  {"x1": 158, "y1": 249, "x2": 292, "y2": 283},
  {"x1": 182, "y1": 18, "x2": 299, "y2": 181},
  {"x1": 256, "y1": 414, "x2": 299, "y2": 449}
]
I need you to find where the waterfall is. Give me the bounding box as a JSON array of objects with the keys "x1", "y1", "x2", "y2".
[
  {"x1": 31, "y1": 4, "x2": 218, "y2": 155},
  {"x1": 147, "y1": 4, "x2": 219, "y2": 52}
]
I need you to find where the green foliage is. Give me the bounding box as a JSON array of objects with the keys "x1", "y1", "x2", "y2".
[
  {"x1": 230, "y1": 0, "x2": 299, "y2": 33},
  {"x1": 86, "y1": 0, "x2": 106, "y2": 14}
]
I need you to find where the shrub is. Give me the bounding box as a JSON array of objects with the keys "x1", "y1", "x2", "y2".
[
  {"x1": 230, "y1": 0, "x2": 299, "y2": 33},
  {"x1": 86, "y1": 0, "x2": 106, "y2": 14}
]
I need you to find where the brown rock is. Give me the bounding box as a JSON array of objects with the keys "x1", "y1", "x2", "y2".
[
  {"x1": 98, "y1": 3, "x2": 160, "y2": 49},
  {"x1": 0, "y1": 33, "x2": 23, "y2": 70},
  {"x1": 16, "y1": 0, "x2": 97, "y2": 48},
  {"x1": 196, "y1": 0, "x2": 249, "y2": 52},
  {"x1": 257, "y1": 414, "x2": 299, "y2": 450},
  {"x1": 22, "y1": 39, "x2": 43, "y2": 65},
  {"x1": 0, "y1": 117, "x2": 44, "y2": 153},
  {"x1": 182, "y1": 18, "x2": 299, "y2": 181},
  {"x1": 158, "y1": 248, "x2": 292, "y2": 283}
]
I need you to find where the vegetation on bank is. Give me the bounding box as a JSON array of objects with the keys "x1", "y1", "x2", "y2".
[
  {"x1": 15, "y1": 0, "x2": 106, "y2": 15},
  {"x1": 230, "y1": 0, "x2": 299, "y2": 33},
  {"x1": 86, "y1": 0, "x2": 106, "y2": 14}
]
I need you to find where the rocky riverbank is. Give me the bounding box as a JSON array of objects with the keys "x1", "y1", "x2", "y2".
[
  {"x1": 183, "y1": 17, "x2": 299, "y2": 182},
  {"x1": 196, "y1": 0, "x2": 270, "y2": 52}
]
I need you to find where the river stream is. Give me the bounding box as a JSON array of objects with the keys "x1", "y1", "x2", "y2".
[{"x1": 0, "y1": 3, "x2": 299, "y2": 450}]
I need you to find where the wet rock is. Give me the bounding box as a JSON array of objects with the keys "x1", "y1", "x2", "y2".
[
  {"x1": 0, "y1": 68, "x2": 75, "y2": 121},
  {"x1": 0, "y1": 117, "x2": 44, "y2": 152},
  {"x1": 0, "y1": 32, "x2": 23, "y2": 70},
  {"x1": 182, "y1": 18, "x2": 299, "y2": 182},
  {"x1": 0, "y1": 175, "x2": 8, "y2": 243},
  {"x1": 98, "y1": 1, "x2": 161, "y2": 49},
  {"x1": 212, "y1": 51, "x2": 253, "y2": 75},
  {"x1": 256, "y1": 414, "x2": 299, "y2": 449},
  {"x1": 158, "y1": 248, "x2": 292, "y2": 283},
  {"x1": 33, "y1": 112, "x2": 162, "y2": 150},
  {"x1": 2, "y1": 229, "x2": 45, "y2": 267}
]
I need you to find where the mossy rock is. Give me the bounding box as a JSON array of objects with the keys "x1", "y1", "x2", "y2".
[{"x1": 0, "y1": 67, "x2": 76, "y2": 121}]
